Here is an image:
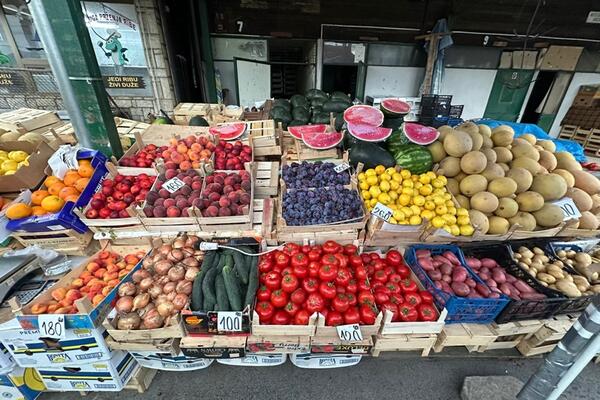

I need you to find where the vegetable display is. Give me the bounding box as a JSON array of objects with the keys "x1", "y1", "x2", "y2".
[
  {"x1": 113, "y1": 235, "x2": 201, "y2": 330},
  {"x1": 255, "y1": 241, "x2": 378, "y2": 326},
  {"x1": 556, "y1": 248, "x2": 600, "y2": 284}
]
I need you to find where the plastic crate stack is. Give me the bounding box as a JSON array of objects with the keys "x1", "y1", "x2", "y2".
[{"x1": 419, "y1": 95, "x2": 464, "y2": 127}]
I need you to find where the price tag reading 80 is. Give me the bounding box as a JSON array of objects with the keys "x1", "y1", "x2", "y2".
[
  {"x1": 217, "y1": 312, "x2": 242, "y2": 332},
  {"x1": 163, "y1": 177, "x2": 186, "y2": 194},
  {"x1": 333, "y1": 162, "x2": 350, "y2": 173},
  {"x1": 371, "y1": 202, "x2": 393, "y2": 222},
  {"x1": 336, "y1": 324, "x2": 363, "y2": 342},
  {"x1": 552, "y1": 197, "x2": 582, "y2": 221},
  {"x1": 38, "y1": 314, "x2": 65, "y2": 339}
]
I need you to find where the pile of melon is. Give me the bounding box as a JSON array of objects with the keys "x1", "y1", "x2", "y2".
[{"x1": 428, "y1": 122, "x2": 600, "y2": 235}]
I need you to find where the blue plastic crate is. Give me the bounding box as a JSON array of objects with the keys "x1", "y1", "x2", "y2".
[
  {"x1": 6, "y1": 149, "x2": 108, "y2": 234},
  {"x1": 405, "y1": 244, "x2": 510, "y2": 324}
]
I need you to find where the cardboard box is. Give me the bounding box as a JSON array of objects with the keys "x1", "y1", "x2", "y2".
[
  {"x1": 0, "y1": 366, "x2": 45, "y2": 400},
  {"x1": 180, "y1": 335, "x2": 246, "y2": 359},
  {"x1": 130, "y1": 351, "x2": 214, "y2": 371},
  {"x1": 0, "y1": 141, "x2": 56, "y2": 194},
  {"x1": 36, "y1": 351, "x2": 138, "y2": 392},
  {"x1": 0, "y1": 342, "x2": 15, "y2": 371},
  {"x1": 539, "y1": 46, "x2": 584, "y2": 71}
]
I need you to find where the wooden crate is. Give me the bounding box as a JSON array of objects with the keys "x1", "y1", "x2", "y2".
[
  {"x1": 472, "y1": 320, "x2": 545, "y2": 352},
  {"x1": 516, "y1": 315, "x2": 577, "y2": 357},
  {"x1": 106, "y1": 336, "x2": 180, "y2": 354},
  {"x1": 246, "y1": 120, "x2": 282, "y2": 157},
  {"x1": 314, "y1": 313, "x2": 382, "y2": 339},
  {"x1": 104, "y1": 313, "x2": 186, "y2": 342},
  {"x1": 51, "y1": 117, "x2": 150, "y2": 147},
  {"x1": 124, "y1": 367, "x2": 157, "y2": 394},
  {"x1": 173, "y1": 103, "x2": 221, "y2": 124},
  {"x1": 364, "y1": 216, "x2": 425, "y2": 246},
  {"x1": 433, "y1": 324, "x2": 497, "y2": 353},
  {"x1": 572, "y1": 127, "x2": 592, "y2": 146},
  {"x1": 246, "y1": 335, "x2": 311, "y2": 354},
  {"x1": 281, "y1": 132, "x2": 341, "y2": 161},
  {"x1": 371, "y1": 333, "x2": 438, "y2": 357},
  {"x1": 0, "y1": 108, "x2": 60, "y2": 133},
  {"x1": 10, "y1": 228, "x2": 96, "y2": 256},
  {"x1": 558, "y1": 125, "x2": 577, "y2": 140},
  {"x1": 255, "y1": 161, "x2": 279, "y2": 198}
]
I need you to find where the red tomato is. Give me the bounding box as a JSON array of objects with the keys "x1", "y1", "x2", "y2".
[
  {"x1": 258, "y1": 260, "x2": 273, "y2": 273},
  {"x1": 292, "y1": 264, "x2": 308, "y2": 279},
  {"x1": 321, "y1": 254, "x2": 339, "y2": 266},
  {"x1": 291, "y1": 288, "x2": 307, "y2": 304},
  {"x1": 360, "y1": 254, "x2": 371, "y2": 264},
  {"x1": 388, "y1": 273, "x2": 403, "y2": 284},
  {"x1": 256, "y1": 285, "x2": 271, "y2": 301},
  {"x1": 366, "y1": 265, "x2": 375, "y2": 276},
  {"x1": 301, "y1": 245, "x2": 311, "y2": 254},
  {"x1": 405, "y1": 292, "x2": 422, "y2": 307},
  {"x1": 360, "y1": 304, "x2": 378, "y2": 324},
  {"x1": 281, "y1": 267, "x2": 293, "y2": 276},
  {"x1": 400, "y1": 278, "x2": 418, "y2": 293},
  {"x1": 372, "y1": 260, "x2": 386, "y2": 271},
  {"x1": 354, "y1": 265, "x2": 367, "y2": 280},
  {"x1": 372, "y1": 282, "x2": 386, "y2": 293},
  {"x1": 419, "y1": 290, "x2": 434, "y2": 304},
  {"x1": 310, "y1": 245, "x2": 322, "y2": 255},
  {"x1": 385, "y1": 250, "x2": 403, "y2": 266},
  {"x1": 326, "y1": 310, "x2": 344, "y2": 326},
  {"x1": 358, "y1": 290, "x2": 375, "y2": 305},
  {"x1": 380, "y1": 302, "x2": 398, "y2": 321},
  {"x1": 291, "y1": 252, "x2": 309, "y2": 269},
  {"x1": 264, "y1": 271, "x2": 281, "y2": 290},
  {"x1": 255, "y1": 301, "x2": 274, "y2": 322},
  {"x1": 281, "y1": 274, "x2": 299, "y2": 293},
  {"x1": 373, "y1": 270, "x2": 388, "y2": 283},
  {"x1": 386, "y1": 282, "x2": 401, "y2": 294},
  {"x1": 302, "y1": 277, "x2": 319, "y2": 293},
  {"x1": 396, "y1": 264, "x2": 411, "y2": 279},
  {"x1": 389, "y1": 293, "x2": 404, "y2": 305},
  {"x1": 418, "y1": 304, "x2": 438, "y2": 321},
  {"x1": 308, "y1": 261, "x2": 320, "y2": 278},
  {"x1": 332, "y1": 293, "x2": 350, "y2": 312},
  {"x1": 336, "y1": 285, "x2": 346, "y2": 294},
  {"x1": 358, "y1": 279, "x2": 371, "y2": 291},
  {"x1": 294, "y1": 309, "x2": 310, "y2": 325},
  {"x1": 333, "y1": 253, "x2": 348, "y2": 268},
  {"x1": 284, "y1": 301, "x2": 300, "y2": 317},
  {"x1": 383, "y1": 266, "x2": 395, "y2": 276},
  {"x1": 270, "y1": 290, "x2": 288, "y2": 308},
  {"x1": 346, "y1": 292, "x2": 357, "y2": 306},
  {"x1": 344, "y1": 244, "x2": 358, "y2": 255},
  {"x1": 320, "y1": 307, "x2": 329, "y2": 320},
  {"x1": 305, "y1": 293, "x2": 325, "y2": 313},
  {"x1": 259, "y1": 272, "x2": 268, "y2": 284},
  {"x1": 335, "y1": 268, "x2": 351, "y2": 286},
  {"x1": 318, "y1": 264, "x2": 338, "y2": 282},
  {"x1": 346, "y1": 279, "x2": 358, "y2": 293},
  {"x1": 374, "y1": 291, "x2": 390, "y2": 305},
  {"x1": 307, "y1": 250, "x2": 321, "y2": 262},
  {"x1": 272, "y1": 310, "x2": 290, "y2": 325},
  {"x1": 349, "y1": 255, "x2": 363, "y2": 268},
  {"x1": 369, "y1": 253, "x2": 381, "y2": 261},
  {"x1": 398, "y1": 305, "x2": 418, "y2": 322},
  {"x1": 322, "y1": 240, "x2": 341, "y2": 254},
  {"x1": 343, "y1": 307, "x2": 361, "y2": 324},
  {"x1": 319, "y1": 281, "x2": 337, "y2": 299},
  {"x1": 282, "y1": 243, "x2": 301, "y2": 256},
  {"x1": 274, "y1": 252, "x2": 290, "y2": 267}
]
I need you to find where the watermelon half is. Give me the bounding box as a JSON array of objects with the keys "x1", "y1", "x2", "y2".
[
  {"x1": 343, "y1": 105, "x2": 384, "y2": 127},
  {"x1": 301, "y1": 130, "x2": 343, "y2": 150},
  {"x1": 346, "y1": 123, "x2": 392, "y2": 142},
  {"x1": 209, "y1": 122, "x2": 247, "y2": 140},
  {"x1": 380, "y1": 98, "x2": 411, "y2": 117},
  {"x1": 402, "y1": 122, "x2": 440, "y2": 145},
  {"x1": 288, "y1": 124, "x2": 327, "y2": 140}
]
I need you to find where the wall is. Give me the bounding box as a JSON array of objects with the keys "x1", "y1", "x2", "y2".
[
  {"x1": 441, "y1": 68, "x2": 497, "y2": 120},
  {"x1": 364, "y1": 66, "x2": 424, "y2": 98},
  {"x1": 549, "y1": 72, "x2": 600, "y2": 137}
]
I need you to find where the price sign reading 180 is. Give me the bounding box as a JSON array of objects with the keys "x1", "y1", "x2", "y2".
[
  {"x1": 163, "y1": 177, "x2": 186, "y2": 193},
  {"x1": 38, "y1": 314, "x2": 65, "y2": 339}
]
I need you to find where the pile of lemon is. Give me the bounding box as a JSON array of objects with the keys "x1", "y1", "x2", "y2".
[
  {"x1": 358, "y1": 165, "x2": 474, "y2": 236},
  {"x1": 0, "y1": 150, "x2": 29, "y2": 176}
]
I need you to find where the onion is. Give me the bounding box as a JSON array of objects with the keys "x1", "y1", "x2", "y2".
[
  {"x1": 118, "y1": 282, "x2": 137, "y2": 297},
  {"x1": 168, "y1": 266, "x2": 185, "y2": 282},
  {"x1": 181, "y1": 247, "x2": 195, "y2": 258},
  {"x1": 194, "y1": 250, "x2": 204, "y2": 258},
  {"x1": 185, "y1": 235, "x2": 199, "y2": 248},
  {"x1": 117, "y1": 312, "x2": 141, "y2": 330},
  {"x1": 156, "y1": 275, "x2": 170, "y2": 286},
  {"x1": 173, "y1": 238, "x2": 185, "y2": 249},
  {"x1": 157, "y1": 302, "x2": 175, "y2": 318},
  {"x1": 138, "y1": 303, "x2": 155, "y2": 318},
  {"x1": 181, "y1": 256, "x2": 199, "y2": 268},
  {"x1": 166, "y1": 291, "x2": 177, "y2": 301},
  {"x1": 167, "y1": 249, "x2": 184, "y2": 263},
  {"x1": 115, "y1": 296, "x2": 134, "y2": 314},
  {"x1": 159, "y1": 244, "x2": 172, "y2": 256},
  {"x1": 163, "y1": 281, "x2": 176, "y2": 294},
  {"x1": 172, "y1": 293, "x2": 188, "y2": 310},
  {"x1": 148, "y1": 285, "x2": 163, "y2": 299},
  {"x1": 185, "y1": 266, "x2": 200, "y2": 281},
  {"x1": 139, "y1": 277, "x2": 153, "y2": 291},
  {"x1": 176, "y1": 280, "x2": 193, "y2": 295},
  {"x1": 143, "y1": 257, "x2": 154, "y2": 268},
  {"x1": 142, "y1": 309, "x2": 164, "y2": 329},
  {"x1": 154, "y1": 260, "x2": 173, "y2": 276},
  {"x1": 132, "y1": 269, "x2": 150, "y2": 283},
  {"x1": 152, "y1": 253, "x2": 164, "y2": 263},
  {"x1": 132, "y1": 293, "x2": 150, "y2": 310}
]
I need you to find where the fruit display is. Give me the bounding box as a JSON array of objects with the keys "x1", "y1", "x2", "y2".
[
  {"x1": 85, "y1": 173, "x2": 156, "y2": 219},
  {"x1": 209, "y1": 122, "x2": 248, "y2": 141},
  {"x1": 431, "y1": 122, "x2": 600, "y2": 234},
  {"x1": 288, "y1": 124, "x2": 344, "y2": 150},
  {"x1": 282, "y1": 161, "x2": 350, "y2": 189},
  {"x1": 380, "y1": 98, "x2": 411, "y2": 117},
  {"x1": 511, "y1": 246, "x2": 600, "y2": 297},
  {"x1": 282, "y1": 186, "x2": 363, "y2": 226},
  {"x1": 214, "y1": 139, "x2": 252, "y2": 170},
  {"x1": 344, "y1": 105, "x2": 392, "y2": 142},
  {"x1": 271, "y1": 90, "x2": 352, "y2": 128},
  {"x1": 113, "y1": 235, "x2": 202, "y2": 330},
  {"x1": 119, "y1": 143, "x2": 167, "y2": 168},
  {"x1": 358, "y1": 166, "x2": 474, "y2": 235},
  {"x1": 28, "y1": 250, "x2": 144, "y2": 315},
  {"x1": 142, "y1": 169, "x2": 203, "y2": 218},
  {"x1": 0, "y1": 150, "x2": 29, "y2": 176},
  {"x1": 189, "y1": 244, "x2": 258, "y2": 312},
  {"x1": 254, "y1": 241, "x2": 379, "y2": 326},
  {"x1": 6, "y1": 159, "x2": 94, "y2": 220},
  {"x1": 161, "y1": 135, "x2": 214, "y2": 170},
  {"x1": 198, "y1": 170, "x2": 252, "y2": 217},
  {"x1": 363, "y1": 249, "x2": 439, "y2": 322}
]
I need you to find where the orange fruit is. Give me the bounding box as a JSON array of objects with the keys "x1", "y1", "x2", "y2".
[
  {"x1": 78, "y1": 159, "x2": 91, "y2": 167},
  {"x1": 74, "y1": 177, "x2": 89, "y2": 192},
  {"x1": 6, "y1": 203, "x2": 32, "y2": 219},
  {"x1": 63, "y1": 171, "x2": 81, "y2": 187},
  {"x1": 78, "y1": 164, "x2": 94, "y2": 178},
  {"x1": 64, "y1": 194, "x2": 79, "y2": 203},
  {"x1": 31, "y1": 190, "x2": 49, "y2": 205},
  {"x1": 59, "y1": 186, "x2": 79, "y2": 200},
  {"x1": 41, "y1": 195, "x2": 65, "y2": 213},
  {"x1": 48, "y1": 182, "x2": 66, "y2": 196},
  {"x1": 44, "y1": 176, "x2": 62, "y2": 188},
  {"x1": 31, "y1": 206, "x2": 47, "y2": 216}
]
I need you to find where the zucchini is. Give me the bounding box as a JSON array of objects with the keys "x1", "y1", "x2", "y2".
[
  {"x1": 215, "y1": 274, "x2": 230, "y2": 311},
  {"x1": 244, "y1": 254, "x2": 259, "y2": 307},
  {"x1": 223, "y1": 265, "x2": 242, "y2": 311},
  {"x1": 202, "y1": 267, "x2": 218, "y2": 310}
]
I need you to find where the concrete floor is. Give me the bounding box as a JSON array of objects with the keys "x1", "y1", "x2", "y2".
[{"x1": 44, "y1": 353, "x2": 600, "y2": 400}]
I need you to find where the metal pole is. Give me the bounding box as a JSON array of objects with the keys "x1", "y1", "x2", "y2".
[
  {"x1": 517, "y1": 296, "x2": 600, "y2": 400},
  {"x1": 29, "y1": 0, "x2": 123, "y2": 158}
]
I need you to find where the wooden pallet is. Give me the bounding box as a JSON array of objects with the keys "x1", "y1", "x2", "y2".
[
  {"x1": 173, "y1": 103, "x2": 222, "y2": 124},
  {"x1": 472, "y1": 320, "x2": 545, "y2": 352},
  {"x1": 10, "y1": 228, "x2": 96, "y2": 256},
  {"x1": 246, "y1": 120, "x2": 282, "y2": 157},
  {"x1": 433, "y1": 324, "x2": 497, "y2": 353},
  {"x1": 558, "y1": 125, "x2": 577, "y2": 140},
  {"x1": 572, "y1": 127, "x2": 592, "y2": 146},
  {"x1": 51, "y1": 117, "x2": 150, "y2": 148},
  {"x1": 0, "y1": 108, "x2": 60, "y2": 133},
  {"x1": 124, "y1": 367, "x2": 157, "y2": 393},
  {"x1": 516, "y1": 315, "x2": 577, "y2": 357},
  {"x1": 372, "y1": 333, "x2": 438, "y2": 357}
]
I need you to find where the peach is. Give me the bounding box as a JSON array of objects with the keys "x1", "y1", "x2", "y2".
[
  {"x1": 54, "y1": 307, "x2": 70, "y2": 314},
  {"x1": 103, "y1": 272, "x2": 119, "y2": 282},
  {"x1": 124, "y1": 255, "x2": 138, "y2": 265},
  {"x1": 51, "y1": 287, "x2": 67, "y2": 301},
  {"x1": 94, "y1": 268, "x2": 107, "y2": 279},
  {"x1": 31, "y1": 303, "x2": 48, "y2": 315},
  {"x1": 86, "y1": 262, "x2": 100, "y2": 273},
  {"x1": 83, "y1": 275, "x2": 95, "y2": 285},
  {"x1": 80, "y1": 286, "x2": 90, "y2": 294},
  {"x1": 71, "y1": 278, "x2": 84, "y2": 288},
  {"x1": 205, "y1": 205, "x2": 218, "y2": 217},
  {"x1": 106, "y1": 264, "x2": 119, "y2": 274},
  {"x1": 65, "y1": 289, "x2": 82, "y2": 303},
  {"x1": 108, "y1": 278, "x2": 121, "y2": 287},
  {"x1": 190, "y1": 143, "x2": 202, "y2": 152},
  {"x1": 59, "y1": 298, "x2": 72, "y2": 307},
  {"x1": 176, "y1": 144, "x2": 188, "y2": 154},
  {"x1": 218, "y1": 207, "x2": 231, "y2": 217},
  {"x1": 169, "y1": 138, "x2": 178, "y2": 146},
  {"x1": 101, "y1": 286, "x2": 112, "y2": 296},
  {"x1": 166, "y1": 206, "x2": 181, "y2": 217},
  {"x1": 153, "y1": 206, "x2": 167, "y2": 217},
  {"x1": 92, "y1": 295, "x2": 105, "y2": 306},
  {"x1": 118, "y1": 270, "x2": 130, "y2": 279},
  {"x1": 98, "y1": 251, "x2": 112, "y2": 259},
  {"x1": 47, "y1": 304, "x2": 59, "y2": 313}
]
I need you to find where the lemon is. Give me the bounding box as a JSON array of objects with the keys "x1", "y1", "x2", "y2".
[
  {"x1": 359, "y1": 181, "x2": 370, "y2": 190},
  {"x1": 369, "y1": 186, "x2": 381, "y2": 198},
  {"x1": 385, "y1": 167, "x2": 396, "y2": 176},
  {"x1": 437, "y1": 175, "x2": 448, "y2": 185},
  {"x1": 412, "y1": 195, "x2": 425, "y2": 207},
  {"x1": 435, "y1": 205, "x2": 448, "y2": 215},
  {"x1": 361, "y1": 190, "x2": 371, "y2": 200},
  {"x1": 424, "y1": 201, "x2": 436, "y2": 211},
  {"x1": 450, "y1": 225, "x2": 461, "y2": 236},
  {"x1": 443, "y1": 214, "x2": 457, "y2": 225},
  {"x1": 400, "y1": 170, "x2": 411, "y2": 179},
  {"x1": 427, "y1": 171, "x2": 437, "y2": 180},
  {"x1": 410, "y1": 205, "x2": 421, "y2": 216},
  {"x1": 443, "y1": 193, "x2": 452, "y2": 201},
  {"x1": 366, "y1": 175, "x2": 379, "y2": 186},
  {"x1": 399, "y1": 193, "x2": 411, "y2": 206},
  {"x1": 365, "y1": 168, "x2": 376, "y2": 176},
  {"x1": 17, "y1": 160, "x2": 28, "y2": 168},
  {"x1": 0, "y1": 150, "x2": 7, "y2": 158},
  {"x1": 414, "y1": 181, "x2": 423, "y2": 189},
  {"x1": 379, "y1": 180, "x2": 391, "y2": 192},
  {"x1": 388, "y1": 191, "x2": 398, "y2": 200},
  {"x1": 369, "y1": 198, "x2": 379, "y2": 207},
  {"x1": 378, "y1": 193, "x2": 391, "y2": 204},
  {"x1": 389, "y1": 204, "x2": 398, "y2": 210},
  {"x1": 375, "y1": 165, "x2": 386, "y2": 174},
  {"x1": 1, "y1": 160, "x2": 17, "y2": 172},
  {"x1": 419, "y1": 175, "x2": 431, "y2": 185},
  {"x1": 457, "y1": 215, "x2": 470, "y2": 226},
  {"x1": 8, "y1": 151, "x2": 27, "y2": 162},
  {"x1": 460, "y1": 225, "x2": 475, "y2": 236},
  {"x1": 380, "y1": 173, "x2": 391, "y2": 181},
  {"x1": 388, "y1": 217, "x2": 397, "y2": 224},
  {"x1": 409, "y1": 215, "x2": 422, "y2": 225},
  {"x1": 447, "y1": 206, "x2": 457, "y2": 216},
  {"x1": 445, "y1": 200, "x2": 455, "y2": 208},
  {"x1": 402, "y1": 179, "x2": 413, "y2": 188},
  {"x1": 433, "y1": 196, "x2": 445, "y2": 206},
  {"x1": 419, "y1": 185, "x2": 433, "y2": 196},
  {"x1": 457, "y1": 208, "x2": 469, "y2": 217},
  {"x1": 392, "y1": 173, "x2": 403, "y2": 183},
  {"x1": 431, "y1": 178, "x2": 444, "y2": 188},
  {"x1": 358, "y1": 172, "x2": 366, "y2": 181},
  {"x1": 390, "y1": 181, "x2": 400, "y2": 191},
  {"x1": 393, "y1": 210, "x2": 405, "y2": 221},
  {"x1": 431, "y1": 216, "x2": 445, "y2": 228},
  {"x1": 400, "y1": 207, "x2": 413, "y2": 217},
  {"x1": 421, "y1": 209, "x2": 436, "y2": 221}
]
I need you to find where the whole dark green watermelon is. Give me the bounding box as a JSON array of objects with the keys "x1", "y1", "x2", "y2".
[
  {"x1": 330, "y1": 91, "x2": 351, "y2": 103},
  {"x1": 311, "y1": 112, "x2": 330, "y2": 124},
  {"x1": 273, "y1": 99, "x2": 291, "y2": 111},
  {"x1": 349, "y1": 142, "x2": 396, "y2": 169},
  {"x1": 306, "y1": 89, "x2": 328, "y2": 101},
  {"x1": 322, "y1": 100, "x2": 351, "y2": 113},
  {"x1": 292, "y1": 107, "x2": 310, "y2": 123},
  {"x1": 311, "y1": 98, "x2": 326, "y2": 108},
  {"x1": 188, "y1": 115, "x2": 209, "y2": 126},
  {"x1": 393, "y1": 144, "x2": 433, "y2": 175},
  {"x1": 290, "y1": 94, "x2": 309, "y2": 108},
  {"x1": 382, "y1": 117, "x2": 404, "y2": 130},
  {"x1": 386, "y1": 128, "x2": 411, "y2": 154}
]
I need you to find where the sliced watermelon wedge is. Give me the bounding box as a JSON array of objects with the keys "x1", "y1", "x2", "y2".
[
  {"x1": 288, "y1": 124, "x2": 328, "y2": 140},
  {"x1": 209, "y1": 122, "x2": 247, "y2": 140},
  {"x1": 343, "y1": 105, "x2": 384, "y2": 127},
  {"x1": 346, "y1": 123, "x2": 392, "y2": 142},
  {"x1": 381, "y1": 98, "x2": 411, "y2": 116},
  {"x1": 402, "y1": 122, "x2": 440, "y2": 145},
  {"x1": 301, "y1": 130, "x2": 343, "y2": 150}
]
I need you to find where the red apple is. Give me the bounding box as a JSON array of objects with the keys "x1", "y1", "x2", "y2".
[{"x1": 85, "y1": 209, "x2": 98, "y2": 219}]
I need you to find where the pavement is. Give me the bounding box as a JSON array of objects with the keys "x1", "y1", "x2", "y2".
[{"x1": 44, "y1": 353, "x2": 600, "y2": 400}]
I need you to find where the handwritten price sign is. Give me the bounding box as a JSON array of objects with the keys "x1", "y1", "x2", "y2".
[
  {"x1": 163, "y1": 177, "x2": 186, "y2": 193},
  {"x1": 336, "y1": 324, "x2": 363, "y2": 342},
  {"x1": 371, "y1": 202, "x2": 393, "y2": 222}
]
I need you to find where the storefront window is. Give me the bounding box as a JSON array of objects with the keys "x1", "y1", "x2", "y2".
[{"x1": 2, "y1": 0, "x2": 46, "y2": 60}]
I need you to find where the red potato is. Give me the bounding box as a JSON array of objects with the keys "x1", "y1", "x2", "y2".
[
  {"x1": 485, "y1": 279, "x2": 497, "y2": 288},
  {"x1": 505, "y1": 274, "x2": 517, "y2": 283},
  {"x1": 434, "y1": 281, "x2": 443, "y2": 290},
  {"x1": 465, "y1": 257, "x2": 482, "y2": 269},
  {"x1": 418, "y1": 257, "x2": 435, "y2": 271},
  {"x1": 499, "y1": 283, "x2": 512, "y2": 297},
  {"x1": 416, "y1": 249, "x2": 431, "y2": 258},
  {"x1": 492, "y1": 269, "x2": 507, "y2": 284},
  {"x1": 521, "y1": 292, "x2": 546, "y2": 300},
  {"x1": 465, "y1": 278, "x2": 476, "y2": 288},
  {"x1": 428, "y1": 270, "x2": 442, "y2": 281},
  {"x1": 440, "y1": 281, "x2": 453, "y2": 294},
  {"x1": 488, "y1": 292, "x2": 501, "y2": 299},
  {"x1": 481, "y1": 258, "x2": 497, "y2": 268},
  {"x1": 475, "y1": 283, "x2": 491, "y2": 297},
  {"x1": 514, "y1": 280, "x2": 535, "y2": 294},
  {"x1": 442, "y1": 274, "x2": 452, "y2": 283},
  {"x1": 479, "y1": 267, "x2": 490, "y2": 276},
  {"x1": 443, "y1": 251, "x2": 461, "y2": 265},
  {"x1": 452, "y1": 267, "x2": 468, "y2": 283},
  {"x1": 440, "y1": 263, "x2": 453, "y2": 275},
  {"x1": 479, "y1": 272, "x2": 490, "y2": 281},
  {"x1": 467, "y1": 291, "x2": 482, "y2": 298},
  {"x1": 451, "y1": 282, "x2": 470, "y2": 297}
]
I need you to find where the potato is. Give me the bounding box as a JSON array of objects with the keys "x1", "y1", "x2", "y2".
[
  {"x1": 556, "y1": 250, "x2": 567, "y2": 258},
  {"x1": 533, "y1": 247, "x2": 544, "y2": 255},
  {"x1": 556, "y1": 280, "x2": 582, "y2": 297},
  {"x1": 537, "y1": 272, "x2": 556, "y2": 284},
  {"x1": 574, "y1": 252, "x2": 592, "y2": 266}
]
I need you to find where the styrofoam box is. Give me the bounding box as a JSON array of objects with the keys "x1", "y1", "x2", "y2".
[
  {"x1": 0, "y1": 327, "x2": 110, "y2": 368},
  {"x1": 217, "y1": 353, "x2": 286, "y2": 367},
  {"x1": 0, "y1": 366, "x2": 45, "y2": 400},
  {"x1": 130, "y1": 351, "x2": 213, "y2": 371},
  {"x1": 36, "y1": 351, "x2": 138, "y2": 392},
  {"x1": 290, "y1": 353, "x2": 362, "y2": 369}
]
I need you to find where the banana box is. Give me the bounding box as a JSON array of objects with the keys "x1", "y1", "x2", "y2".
[
  {"x1": 0, "y1": 327, "x2": 111, "y2": 368},
  {"x1": 130, "y1": 351, "x2": 213, "y2": 371},
  {"x1": 36, "y1": 351, "x2": 138, "y2": 392},
  {"x1": 0, "y1": 342, "x2": 15, "y2": 372},
  {"x1": 0, "y1": 366, "x2": 46, "y2": 400}
]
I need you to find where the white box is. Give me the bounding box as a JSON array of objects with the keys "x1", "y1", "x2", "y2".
[
  {"x1": 290, "y1": 353, "x2": 362, "y2": 369},
  {"x1": 130, "y1": 351, "x2": 213, "y2": 371},
  {"x1": 36, "y1": 351, "x2": 138, "y2": 392},
  {"x1": 0, "y1": 343, "x2": 15, "y2": 372},
  {"x1": 0, "y1": 366, "x2": 45, "y2": 400},
  {"x1": 217, "y1": 353, "x2": 286, "y2": 367}
]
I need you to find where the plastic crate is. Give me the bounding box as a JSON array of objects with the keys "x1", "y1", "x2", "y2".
[
  {"x1": 405, "y1": 244, "x2": 509, "y2": 324},
  {"x1": 449, "y1": 105, "x2": 464, "y2": 118},
  {"x1": 6, "y1": 149, "x2": 107, "y2": 233},
  {"x1": 420, "y1": 94, "x2": 452, "y2": 108},
  {"x1": 460, "y1": 244, "x2": 565, "y2": 323}
]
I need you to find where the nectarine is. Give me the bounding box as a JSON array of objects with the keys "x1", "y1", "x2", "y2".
[{"x1": 51, "y1": 287, "x2": 67, "y2": 301}]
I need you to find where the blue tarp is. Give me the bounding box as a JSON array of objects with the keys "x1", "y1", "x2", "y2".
[{"x1": 476, "y1": 119, "x2": 587, "y2": 162}]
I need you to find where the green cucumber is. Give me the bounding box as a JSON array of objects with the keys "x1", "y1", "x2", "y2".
[
  {"x1": 215, "y1": 274, "x2": 230, "y2": 311},
  {"x1": 190, "y1": 251, "x2": 216, "y2": 311},
  {"x1": 232, "y1": 250, "x2": 251, "y2": 285},
  {"x1": 202, "y1": 267, "x2": 218, "y2": 310},
  {"x1": 222, "y1": 265, "x2": 242, "y2": 311},
  {"x1": 244, "y1": 255, "x2": 259, "y2": 307}
]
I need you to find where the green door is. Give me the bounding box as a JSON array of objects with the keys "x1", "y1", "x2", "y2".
[{"x1": 484, "y1": 69, "x2": 535, "y2": 121}]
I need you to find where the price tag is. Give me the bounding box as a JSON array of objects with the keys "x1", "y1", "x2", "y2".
[
  {"x1": 371, "y1": 202, "x2": 393, "y2": 222},
  {"x1": 333, "y1": 162, "x2": 350, "y2": 173},
  {"x1": 336, "y1": 324, "x2": 363, "y2": 342},
  {"x1": 199, "y1": 242, "x2": 219, "y2": 251},
  {"x1": 552, "y1": 197, "x2": 582, "y2": 221},
  {"x1": 163, "y1": 177, "x2": 186, "y2": 193},
  {"x1": 38, "y1": 314, "x2": 65, "y2": 339},
  {"x1": 217, "y1": 311, "x2": 242, "y2": 332}
]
